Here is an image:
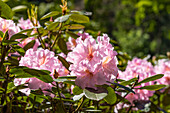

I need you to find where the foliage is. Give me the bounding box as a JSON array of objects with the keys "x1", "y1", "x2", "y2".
[{"x1": 0, "y1": 0, "x2": 169, "y2": 113}]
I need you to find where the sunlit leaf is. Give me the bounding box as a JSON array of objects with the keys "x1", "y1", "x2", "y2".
[
  {"x1": 69, "y1": 14, "x2": 89, "y2": 23},
  {"x1": 0, "y1": 1, "x2": 13, "y2": 19},
  {"x1": 41, "y1": 11, "x2": 60, "y2": 20},
  {"x1": 83, "y1": 89, "x2": 107, "y2": 101},
  {"x1": 104, "y1": 87, "x2": 117, "y2": 104}
]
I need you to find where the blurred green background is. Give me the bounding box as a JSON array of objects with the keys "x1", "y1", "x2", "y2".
[{"x1": 4, "y1": 0, "x2": 170, "y2": 57}]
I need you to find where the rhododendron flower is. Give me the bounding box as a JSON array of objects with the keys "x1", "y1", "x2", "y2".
[
  {"x1": 17, "y1": 18, "x2": 40, "y2": 50},
  {"x1": 0, "y1": 17, "x2": 20, "y2": 37},
  {"x1": 14, "y1": 48, "x2": 69, "y2": 96},
  {"x1": 118, "y1": 58, "x2": 155, "y2": 103},
  {"x1": 66, "y1": 32, "x2": 91, "y2": 50},
  {"x1": 154, "y1": 59, "x2": 170, "y2": 85},
  {"x1": 67, "y1": 34, "x2": 118, "y2": 89}
]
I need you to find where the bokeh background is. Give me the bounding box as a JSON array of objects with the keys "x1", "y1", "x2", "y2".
[{"x1": 4, "y1": 0, "x2": 170, "y2": 57}]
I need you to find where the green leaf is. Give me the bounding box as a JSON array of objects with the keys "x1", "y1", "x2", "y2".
[
  {"x1": 10, "y1": 66, "x2": 53, "y2": 83},
  {"x1": 57, "y1": 38, "x2": 68, "y2": 54},
  {"x1": 83, "y1": 89, "x2": 107, "y2": 101},
  {"x1": 23, "y1": 69, "x2": 53, "y2": 83},
  {"x1": 107, "y1": 81, "x2": 135, "y2": 94},
  {"x1": 12, "y1": 5, "x2": 27, "y2": 12},
  {"x1": 57, "y1": 55, "x2": 70, "y2": 70},
  {"x1": 138, "y1": 74, "x2": 164, "y2": 85},
  {"x1": 138, "y1": 85, "x2": 166, "y2": 90},
  {"x1": 46, "y1": 21, "x2": 59, "y2": 30},
  {"x1": 41, "y1": 11, "x2": 60, "y2": 20},
  {"x1": 69, "y1": 14, "x2": 89, "y2": 23},
  {"x1": 104, "y1": 87, "x2": 117, "y2": 105},
  {"x1": 73, "y1": 86, "x2": 83, "y2": 95},
  {"x1": 2, "y1": 40, "x2": 19, "y2": 45},
  {"x1": 23, "y1": 40, "x2": 35, "y2": 51},
  {"x1": 68, "y1": 24, "x2": 85, "y2": 30},
  {"x1": 13, "y1": 46, "x2": 25, "y2": 56},
  {"x1": 73, "y1": 93, "x2": 84, "y2": 101},
  {"x1": 66, "y1": 31, "x2": 79, "y2": 39},
  {"x1": 54, "y1": 76, "x2": 76, "y2": 82},
  {"x1": 0, "y1": 31, "x2": 3, "y2": 37},
  {"x1": 54, "y1": 14, "x2": 71, "y2": 23},
  {"x1": 0, "y1": 77, "x2": 5, "y2": 81},
  {"x1": 120, "y1": 77, "x2": 138, "y2": 86},
  {"x1": 0, "y1": 1, "x2": 13, "y2": 19},
  {"x1": 10, "y1": 33, "x2": 28, "y2": 40}
]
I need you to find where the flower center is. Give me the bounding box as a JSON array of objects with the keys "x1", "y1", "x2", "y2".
[{"x1": 39, "y1": 56, "x2": 46, "y2": 65}]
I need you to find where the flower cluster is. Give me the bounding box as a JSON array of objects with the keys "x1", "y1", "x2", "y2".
[
  {"x1": 118, "y1": 58, "x2": 155, "y2": 103},
  {"x1": 154, "y1": 59, "x2": 170, "y2": 85},
  {"x1": 66, "y1": 33, "x2": 118, "y2": 89},
  {"x1": 0, "y1": 17, "x2": 20, "y2": 38},
  {"x1": 14, "y1": 48, "x2": 69, "y2": 96}
]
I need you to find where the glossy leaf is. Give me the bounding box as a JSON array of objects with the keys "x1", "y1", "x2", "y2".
[
  {"x1": 107, "y1": 81, "x2": 135, "y2": 94},
  {"x1": 73, "y1": 93, "x2": 84, "y2": 101},
  {"x1": 120, "y1": 77, "x2": 138, "y2": 86},
  {"x1": 2, "y1": 40, "x2": 19, "y2": 45},
  {"x1": 10, "y1": 66, "x2": 53, "y2": 83},
  {"x1": 57, "y1": 38, "x2": 68, "y2": 54},
  {"x1": 66, "y1": 31, "x2": 79, "y2": 39},
  {"x1": 69, "y1": 14, "x2": 89, "y2": 23},
  {"x1": 57, "y1": 55, "x2": 70, "y2": 70},
  {"x1": 138, "y1": 74, "x2": 164, "y2": 85},
  {"x1": 41, "y1": 11, "x2": 60, "y2": 20},
  {"x1": 0, "y1": 31, "x2": 3, "y2": 37},
  {"x1": 83, "y1": 89, "x2": 107, "y2": 101},
  {"x1": 104, "y1": 87, "x2": 117, "y2": 105},
  {"x1": 138, "y1": 85, "x2": 166, "y2": 90},
  {"x1": 23, "y1": 40, "x2": 35, "y2": 51},
  {"x1": 12, "y1": 5, "x2": 27, "y2": 12},
  {"x1": 0, "y1": 1, "x2": 13, "y2": 19},
  {"x1": 68, "y1": 24, "x2": 85, "y2": 29},
  {"x1": 54, "y1": 14, "x2": 71, "y2": 23},
  {"x1": 73, "y1": 86, "x2": 83, "y2": 95},
  {"x1": 10, "y1": 33, "x2": 28, "y2": 40}
]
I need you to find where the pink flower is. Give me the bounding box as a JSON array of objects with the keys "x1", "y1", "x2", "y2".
[
  {"x1": 154, "y1": 59, "x2": 170, "y2": 85},
  {"x1": 17, "y1": 18, "x2": 40, "y2": 50},
  {"x1": 67, "y1": 34, "x2": 118, "y2": 89},
  {"x1": 118, "y1": 58, "x2": 155, "y2": 103},
  {"x1": 14, "y1": 48, "x2": 69, "y2": 96},
  {"x1": 66, "y1": 32, "x2": 91, "y2": 50},
  {"x1": 0, "y1": 17, "x2": 20, "y2": 37},
  {"x1": 18, "y1": 18, "x2": 34, "y2": 30}
]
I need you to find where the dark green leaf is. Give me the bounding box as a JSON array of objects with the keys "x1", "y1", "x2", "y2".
[
  {"x1": 23, "y1": 40, "x2": 35, "y2": 51},
  {"x1": 66, "y1": 31, "x2": 79, "y2": 39},
  {"x1": 104, "y1": 87, "x2": 117, "y2": 104},
  {"x1": 0, "y1": 1, "x2": 13, "y2": 19},
  {"x1": 46, "y1": 22, "x2": 59, "y2": 30},
  {"x1": 73, "y1": 86, "x2": 83, "y2": 95},
  {"x1": 13, "y1": 46, "x2": 25, "y2": 56},
  {"x1": 54, "y1": 14, "x2": 70, "y2": 23},
  {"x1": 83, "y1": 89, "x2": 107, "y2": 101},
  {"x1": 57, "y1": 38, "x2": 68, "y2": 54},
  {"x1": 138, "y1": 74, "x2": 164, "y2": 85},
  {"x1": 10, "y1": 33, "x2": 28, "y2": 40},
  {"x1": 107, "y1": 81, "x2": 135, "y2": 94},
  {"x1": 0, "y1": 31, "x2": 3, "y2": 37},
  {"x1": 120, "y1": 77, "x2": 138, "y2": 86},
  {"x1": 69, "y1": 14, "x2": 89, "y2": 23},
  {"x1": 138, "y1": 85, "x2": 166, "y2": 90},
  {"x1": 57, "y1": 55, "x2": 70, "y2": 70},
  {"x1": 2, "y1": 40, "x2": 19, "y2": 45},
  {"x1": 67, "y1": 24, "x2": 85, "y2": 29},
  {"x1": 41, "y1": 11, "x2": 60, "y2": 20},
  {"x1": 10, "y1": 66, "x2": 53, "y2": 83}
]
